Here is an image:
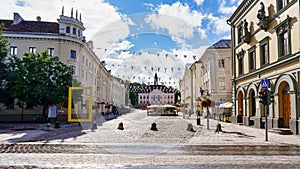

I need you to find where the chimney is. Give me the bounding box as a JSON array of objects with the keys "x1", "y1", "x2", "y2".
[{"x1": 13, "y1": 13, "x2": 24, "y2": 25}]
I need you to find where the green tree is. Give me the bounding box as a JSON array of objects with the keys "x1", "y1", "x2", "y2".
[
  {"x1": 0, "y1": 24, "x2": 11, "y2": 107},
  {"x1": 128, "y1": 82, "x2": 146, "y2": 107},
  {"x1": 9, "y1": 51, "x2": 73, "y2": 119}
]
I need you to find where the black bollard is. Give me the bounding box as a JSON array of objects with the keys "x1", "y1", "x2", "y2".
[
  {"x1": 150, "y1": 123, "x2": 158, "y2": 131},
  {"x1": 54, "y1": 121, "x2": 60, "y2": 128},
  {"x1": 216, "y1": 123, "x2": 222, "y2": 133},
  {"x1": 91, "y1": 122, "x2": 97, "y2": 130},
  {"x1": 187, "y1": 123, "x2": 195, "y2": 132},
  {"x1": 118, "y1": 122, "x2": 124, "y2": 130}
]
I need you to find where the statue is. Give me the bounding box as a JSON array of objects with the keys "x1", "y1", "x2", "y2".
[
  {"x1": 244, "y1": 19, "x2": 249, "y2": 35},
  {"x1": 257, "y1": 2, "x2": 266, "y2": 21}
]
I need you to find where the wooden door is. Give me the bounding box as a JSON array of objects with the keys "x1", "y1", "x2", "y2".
[{"x1": 282, "y1": 92, "x2": 290, "y2": 128}]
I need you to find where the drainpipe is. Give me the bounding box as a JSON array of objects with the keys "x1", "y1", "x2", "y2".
[{"x1": 227, "y1": 19, "x2": 237, "y2": 121}]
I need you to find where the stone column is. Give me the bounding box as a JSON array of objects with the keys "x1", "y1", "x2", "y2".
[
  {"x1": 272, "y1": 92, "x2": 279, "y2": 128},
  {"x1": 289, "y1": 91, "x2": 298, "y2": 134}
]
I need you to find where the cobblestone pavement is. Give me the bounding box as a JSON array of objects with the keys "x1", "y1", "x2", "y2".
[
  {"x1": 1, "y1": 154, "x2": 300, "y2": 168},
  {"x1": 1, "y1": 109, "x2": 300, "y2": 168}
]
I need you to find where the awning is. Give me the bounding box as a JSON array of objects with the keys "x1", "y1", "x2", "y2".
[{"x1": 219, "y1": 102, "x2": 232, "y2": 108}]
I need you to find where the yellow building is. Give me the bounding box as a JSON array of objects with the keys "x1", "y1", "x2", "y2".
[
  {"x1": 0, "y1": 8, "x2": 115, "y2": 119},
  {"x1": 228, "y1": 0, "x2": 300, "y2": 134}
]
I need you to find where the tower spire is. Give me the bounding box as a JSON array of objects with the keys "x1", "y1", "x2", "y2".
[
  {"x1": 62, "y1": 6, "x2": 64, "y2": 16},
  {"x1": 71, "y1": 7, "x2": 73, "y2": 18},
  {"x1": 154, "y1": 73, "x2": 158, "y2": 86}
]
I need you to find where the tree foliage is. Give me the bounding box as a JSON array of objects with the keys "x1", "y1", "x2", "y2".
[
  {"x1": 0, "y1": 24, "x2": 11, "y2": 107},
  {"x1": 4, "y1": 50, "x2": 74, "y2": 118}
]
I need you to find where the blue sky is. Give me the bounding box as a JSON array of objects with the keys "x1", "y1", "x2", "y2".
[{"x1": 1, "y1": 0, "x2": 242, "y2": 88}]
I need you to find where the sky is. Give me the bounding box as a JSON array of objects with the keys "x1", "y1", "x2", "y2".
[{"x1": 1, "y1": 0, "x2": 242, "y2": 88}]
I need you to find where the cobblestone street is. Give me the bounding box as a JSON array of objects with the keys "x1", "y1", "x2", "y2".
[{"x1": 1, "y1": 109, "x2": 300, "y2": 168}]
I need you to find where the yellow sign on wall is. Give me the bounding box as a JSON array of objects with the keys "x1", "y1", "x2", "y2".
[{"x1": 68, "y1": 86, "x2": 93, "y2": 122}]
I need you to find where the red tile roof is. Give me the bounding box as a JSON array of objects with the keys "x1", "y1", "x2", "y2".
[{"x1": 0, "y1": 19, "x2": 59, "y2": 34}]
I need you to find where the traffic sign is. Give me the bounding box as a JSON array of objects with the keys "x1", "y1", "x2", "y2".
[
  {"x1": 216, "y1": 102, "x2": 220, "y2": 107},
  {"x1": 261, "y1": 78, "x2": 269, "y2": 89}
]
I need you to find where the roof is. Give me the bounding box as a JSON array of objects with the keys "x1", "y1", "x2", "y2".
[
  {"x1": 208, "y1": 39, "x2": 232, "y2": 49},
  {"x1": 0, "y1": 19, "x2": 59, "y2": 34},
  {"x1": 138, "y1": 85, "x2": 175, "y2": 94}
]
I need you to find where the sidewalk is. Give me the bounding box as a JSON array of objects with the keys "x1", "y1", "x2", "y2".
[{"x1": 188, "y1": 116, "x2": 300, "y2": 146}]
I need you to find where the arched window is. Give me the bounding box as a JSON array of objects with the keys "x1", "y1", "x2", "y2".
[{"x1": 66, "y1": 26, "x2": 70, "y2": 33}]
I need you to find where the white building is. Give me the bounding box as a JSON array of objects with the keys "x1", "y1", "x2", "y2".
[
  {"x1": 112, "y1": 77, "x2": 126, "y2": 108},
  {"x1": 0, "y1": 9, "x2": 115, "y2": 119}
]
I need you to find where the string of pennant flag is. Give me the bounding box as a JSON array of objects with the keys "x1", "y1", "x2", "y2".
[
  {"x1": 97, "y1": 48, "x2": 199, "y2": 60},
  {"x1": 109, "y1": 64, "x2": 181, "y2": 73}
]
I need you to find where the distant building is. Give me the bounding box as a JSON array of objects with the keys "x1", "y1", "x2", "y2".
[
  {"x1": 199, "y1": 39, "x2": 232, "y2": 104},
  {"x1": 112, "y1": 77, "x2": 126, "y2": 108},
  {"x1": 138, "y1": 73, "x2": 175, "y2": 109},
  {"x1": 179, "y1": 39, "x2": 232, "y2": 115},
  {"x1": 179, "y1": 63, "x2": 193, "y2": 113}
]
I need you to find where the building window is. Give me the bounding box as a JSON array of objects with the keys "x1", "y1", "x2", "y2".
[
  {"x1": 280, "y1": 31, "x2": 290, "y2": 56},
  {"x1": 237, "y1": 25, "x2": 243, "y2": 44},
  {"x1": 82, "y1": 69, "x2": 84, "y2": 79},
  {"x1": 218, "y1": 59, "x2": 225, "y2": 68},
  {"x1": 274, "y1": 16, "x2": 291, "y2": 58},
  {"x1": 70, "y1": 50, "x2": 76, "y2": 59},
  {"x1": 248, "y1": 46, "x2": 256, "y2": 71},
  {"x1": 66, "y1": 26, "x2": 70, "y2": 33},
  {"x1": 71, "y1": 66, "x2": 76, "y2": 75},
  {"x1": 73, "y1": 28, "x2": 76, "y2": 35},
  {"x1": 48, "y1": 48, "x2": 54, "y2": 56},
  {"x1": 29, "y1": 47, "x2": 36, "y2": 53},
  {"x1": 218, "y1": 77, "x2": 225, "y2": 90},
  {"x1": 10, "y1": 46, "x2": 17, "y2": 56},
  {"x1": 277, "y1": 0, "x2": 290, "y2": 11},
  {"x1": 259, "y1": 37, "x2": 269, "y2": 66},
  {"x1": 237, "y1": 50, "x2": 244, "y2": 75},
  {"x1": 78, "y1": 30, "x2": 81, "y2": 37}
]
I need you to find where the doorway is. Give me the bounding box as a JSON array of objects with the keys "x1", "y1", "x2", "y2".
[
  {"x1": 237, "y1": 91, "x2": 243, "y2": 123},
  {"x1": 279, "y1": 82, "x2": 291, "y2": 128}
]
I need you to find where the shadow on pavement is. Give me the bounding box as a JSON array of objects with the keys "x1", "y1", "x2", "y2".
[
  {"x1": 5, "y1": 123, "x2": 87, "y2": 143},
  {"x1": 221, "y1": 130, "x2": 256, "y2": 138}
]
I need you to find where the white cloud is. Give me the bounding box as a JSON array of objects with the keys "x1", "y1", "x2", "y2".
[
  {"x1": 218, "y1": 0, "x2": 238, "y2": 15},
  {"x1": 145, "y1": 2, "x2": 207, "y2": 41},
  {"x1": 206, "y1": 14, "x2": 230, "y2": 35},
  {"x1": 194, "y1": 0, "x2": 205, "y2": 6}
]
